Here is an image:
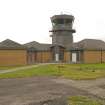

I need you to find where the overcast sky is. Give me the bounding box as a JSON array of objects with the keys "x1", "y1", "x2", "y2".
[{"x1": 0, "y1": 0, "x2": 105, "y2": 44}]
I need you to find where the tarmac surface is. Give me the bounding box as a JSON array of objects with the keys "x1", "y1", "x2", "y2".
[{"x1": 0, "y1": 76, "x2": 94, "y2": 105}]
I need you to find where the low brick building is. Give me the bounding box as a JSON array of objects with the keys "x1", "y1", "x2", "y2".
[
  {"x1": 70, "y1": 39, "x2": 105, "y2": 63},
  {"x1": 0, "y1": 39, "x2": 27, "y2": 66},
  {"x1": 1, "y1": 38, "x2": 105, "y2": 65},
  {"x1": 23, "y1": 38, "x2": 105, "y2": 64},
  {"x1": 24, "y1": 41, "x2": 52, "y2": 64}
]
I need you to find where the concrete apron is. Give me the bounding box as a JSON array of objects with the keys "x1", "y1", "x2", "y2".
[{"x1": 22, "y1": 97, "x2": 67, "y2": 105}]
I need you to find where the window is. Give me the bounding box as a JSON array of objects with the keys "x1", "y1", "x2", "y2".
[{"x1": 53, "y1": 19, "x2": 64, "y2": 25}]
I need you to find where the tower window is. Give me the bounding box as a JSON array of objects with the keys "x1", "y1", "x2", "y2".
[
  {"x1": 53, "y1": 19, "x2": 64, "y2": 25},
  {"x1": 65, "y1": 19, "x2": 72, "y2": 24},
  {"x1": 57, "y1": 19, "x2": 64, "y2": 24}
]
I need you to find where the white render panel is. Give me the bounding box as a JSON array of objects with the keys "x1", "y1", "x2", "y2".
[{"x1": 72, "y1": 53, "x2": 77, "y2": 63}]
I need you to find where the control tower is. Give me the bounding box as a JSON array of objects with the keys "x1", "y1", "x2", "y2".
[{"x1": 50, "y1": 14, "x2": 76, "y2": 49}]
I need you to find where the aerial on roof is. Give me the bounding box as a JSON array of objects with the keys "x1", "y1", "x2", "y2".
[
  {"x1": 0, "y1": 39, "x2": 26, "y2": 50},
  {"x1": 71, "y1": 39, "x2": 105, "y2": 50}
]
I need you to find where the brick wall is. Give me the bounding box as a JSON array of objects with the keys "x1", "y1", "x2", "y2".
[
  {"x1": 83, "y1": 50, "x2": 105, "y2": 63},
  {"x1": 64, "y1": 51, "x2": 70, "y2": 62},
  {"x1": 0, "y1": 50, "x2": 27, "y2": 66},
  {"x1": 36, "y1": 51, "x2": 52, "y2": 63}
]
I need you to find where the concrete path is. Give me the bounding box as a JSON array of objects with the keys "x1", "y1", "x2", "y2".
[
  {"x1": 53, "y1": 77, "x2": 105, "y2": 100},
  {"x1": 0, "y1": 77, "x2": 92, "y2": 105},
  {"x1": 0, "y1": 63, "x2": 47, "y2": 74},
  {"x1": 0, "y1": 76, "x2": 105, "y2": 104}
]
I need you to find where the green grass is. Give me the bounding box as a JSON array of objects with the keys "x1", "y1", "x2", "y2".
[
  {"x1": 68, "y1": 96, "x2": 103, "y2": 105},
  {"x1": 1, "y1": 64, "x2": 105, "y2": 79}
]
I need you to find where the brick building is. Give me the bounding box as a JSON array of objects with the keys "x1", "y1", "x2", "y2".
[
  {"x1": 70, "y1": 39, "x2": 105, "y2": 63},
  {"x1": 0, "y1": 39, "x2": 27, "y2": 66},
  {"x1": 1, "y1": 14, "x2": 105, "y2": 65}
]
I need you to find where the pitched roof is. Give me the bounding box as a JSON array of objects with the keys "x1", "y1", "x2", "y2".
[
  {"x1": 24, "y1": 41, "x2": 51, "y2": 51},
  {"x1": 0, "y1": 39, "x2": 26, "y2": 50},
  {"x1": 71, "y1": 39, "x2": 105, "y2": 50}
]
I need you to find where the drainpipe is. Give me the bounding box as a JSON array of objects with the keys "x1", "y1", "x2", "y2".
[{"x1": 101, "y1": 48, "x2": 102, "y2": 63}]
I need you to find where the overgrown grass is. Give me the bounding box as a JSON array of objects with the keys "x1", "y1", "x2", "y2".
[
  {"x1": 0, "y1": 64, "x2": 105, "y2": 79},
  {"x1": 68, "y1": 96, "x2": 103, "y2": 105}
]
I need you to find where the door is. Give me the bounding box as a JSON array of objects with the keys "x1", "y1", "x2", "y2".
[{"x1": 72, "y1": 53, "x2": 77, "y2": 63}]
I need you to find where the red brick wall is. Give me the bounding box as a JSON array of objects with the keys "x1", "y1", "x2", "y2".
[
  {"x1": 0, "y1": 50, "x2": 27, "y2": 66},
  {"x1": 83, "y1": 50, "x2": 105, "y2": 63}
]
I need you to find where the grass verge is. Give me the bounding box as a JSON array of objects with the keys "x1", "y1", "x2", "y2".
[
  {"x1": 68, "y1": 96, "x2": 104, "y2": 105},
  {"x1": 0, "y1": 64, "x2": 105, "y2": 79}
]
